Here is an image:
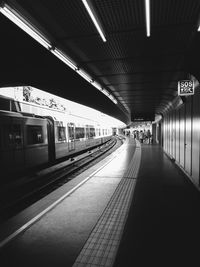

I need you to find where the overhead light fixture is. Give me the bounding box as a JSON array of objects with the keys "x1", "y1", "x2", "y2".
[
  {"x1": 0, "y1": 2, "x2": 51, "y2": 49},
  {"x1": 0, "y1": 2, "x2": 118, "y2": 105},
  {"x1": 50, "y1": 48, "x2": 78, "y2": 71},
  {"x1": 108, "y1": 94, "x2": 118, "y2": 104},
  {"x1": 109, "y1": 95, "x2": 118, "y2": 104},
  {"x1": 92, "y1": 81, "x2": 102, "y2": 91},
  {"x1": 81, "y1": 0, "x2": 106, "y2": 42},
  {"x1": 102, "y1": 89, "x2": 118, "y2": 104},
  {"x1": 102, "y1": 89, "x2": 110, "y2": 97},
  {"x1": 92, "y1": 81, "x2": 118, "y2": 104},
  {"x1": 109, "y1": 95, "x2": 114, "y2": 101},
  {"x1": 145, "y1": 0, "x2": 150, "y2": 37},
  {"x1": 77, "y1": 69, "x2": 93, "y2": 83}
]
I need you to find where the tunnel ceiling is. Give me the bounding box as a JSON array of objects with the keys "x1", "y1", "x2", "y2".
[{"x1": 1, "y1": 0, "x2": 200, "y2": 124}]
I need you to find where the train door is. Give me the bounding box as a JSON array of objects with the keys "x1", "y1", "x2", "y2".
[
  {"x1": 68, "y1": 123, "x2": 75, "y2": 151},
  {"x1": 46, "y1": 117, "x2": 55, "y2": 162},
  {"x1": 12, "y1": 122, "x2": 24, "y2": 167},
  {"x1": 4, "y1": 117, "x2": 24, "y2": 171}
]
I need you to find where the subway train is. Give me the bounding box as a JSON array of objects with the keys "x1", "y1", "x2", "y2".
[{"x1": 0, "y1": 95, "x2": 113, "y2": 178}]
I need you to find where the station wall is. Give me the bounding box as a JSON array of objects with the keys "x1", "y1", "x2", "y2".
[{"x1": 162, "y1": 87, "x2": 200, "y2": 189}]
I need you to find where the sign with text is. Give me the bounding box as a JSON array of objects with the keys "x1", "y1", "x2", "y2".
[{"x1": 178, "y1": 80, "x2": 194, "y2": 96}]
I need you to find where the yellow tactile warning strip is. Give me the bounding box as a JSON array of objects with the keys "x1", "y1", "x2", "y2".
[
  {"x1": 124, "y1": 143, "x2": 141, "y2": 179},
  {"x1": 72, "y1": 140, "x2": 141, "y2": 267}
]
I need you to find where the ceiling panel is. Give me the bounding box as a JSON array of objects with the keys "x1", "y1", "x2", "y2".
[{"x1": 1, "y1": 0, "x2": 200, "y2": 123}]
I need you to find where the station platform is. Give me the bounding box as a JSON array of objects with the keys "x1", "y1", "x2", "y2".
[
  {"x1": 113, "y1": 140, "x2": 200, "y2": 267},
  {"x1": 0, "y1": 137, "x2": 140, "y2": 267},
  {"x1": 0, "y1": 137, "x2": 199, "y2": 267}
]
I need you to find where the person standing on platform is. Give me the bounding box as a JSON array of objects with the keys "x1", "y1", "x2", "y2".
[
  {"x1": 146, "y1": 129, "x2": 151, "y2": 144},
  {"x1": 139, "y1": 130, "x2": 144, "y2": 143}
]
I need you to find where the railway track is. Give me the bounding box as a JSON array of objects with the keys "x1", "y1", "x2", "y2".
[{"x1": 0, "y1": 136, "x2": 125, "y2": 223}]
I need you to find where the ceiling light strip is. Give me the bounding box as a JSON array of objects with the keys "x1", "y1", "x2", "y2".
[
  {"x1": 77, "y1": 69, "x2": 93, "y2": 83},
  {"x1": 145, "y1": 0, "x2": 150, "y2": 37},
  {"x1": 0, "y1": 2, "x2": 118, "y2": 104},
  {"x1": 0, "y1": 3, "x2": 51, "y2": 49},
  {"x1": 51, "y1": 48, "x2": 78, "y2": 71},
  {"x1": 92, "y1": 81, "x2": 118, "y2": 104},
  {"x1": 81, "y1": 0, "x2": 106, "y2": 42},
  {"x1": 92, "y1": 81, "x2": 102, "y2": 91}
]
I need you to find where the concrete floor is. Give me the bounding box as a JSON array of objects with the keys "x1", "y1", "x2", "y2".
[
  {"x1": 113, "y1": 143, "x2": 200, "y2": 267},
  {"x1": 0, "y1": 138, "x2": 138, "y2": 267}
]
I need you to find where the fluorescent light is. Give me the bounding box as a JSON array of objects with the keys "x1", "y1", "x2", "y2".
[
  {"x1": 102, "y1": 89, "x2": 110, "y2": 97},
  {"x1": 51, "y1": 48, "x2": 78, "y2": 70},
  {"x1": 77, "y1": 69, "x2": 93, "y2": 83},
  {"x1": 0, "y1": 3, "x2": 51, "y2": 49},
  {"x1": 145, "y1": 0, "x2": 150, "y2": 37},
  {"x1": 92, "y1": 81, "x2": 102, "y2": 91},
  {"x1": 198, "y1": 25, "x2": 200, "y2": 31},
  {"x1": 0, "y1": 1, "x2": 118, "y2": 106},
  {"x1": 0, "y1": 3, "x2": 79, "y2": 71},
  {"x1": 108, "y1": 94, "x2": 118, "y2": 104},
  {"x1": 108, "y1": 95, "x2": 118, "y2": 104},
  {"x1": 109, "y1": 95, "x2": 114, "y2": 101},
  {"x1": 81, "y1": 0, "x2": 106, "y2": 42},
  {"x1": 92, "y1": 81, "x2": 118, "y2": 104}
]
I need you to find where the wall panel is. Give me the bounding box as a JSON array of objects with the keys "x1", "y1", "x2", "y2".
[
  {"x1": 169, "y1": 113, "x2": 173, "y2": 156},
  {"x1": 167, "y1": 115, "x2": 170, "y2": 154},
  {"x1": 172, "y1": 111, "x2": 176, "y2": 159},
  {"x1": 179, "y1": 105, "x2": 185, "y2": 168},
  {"x1": 163, "y1": 117, "x2": 166, "y2": 150},
  {"x1": 185, "y1": 98, "x2": 192, "y2": 175},
  {"x1": 175, "y1": 109, "x2": 180, "y2": 163},
  {"x1": 162, "y1": 87, "x2": 200, "y2": 189},
  {"x1": 192, "y1": 91, "x2": 200, "y2": 185}
]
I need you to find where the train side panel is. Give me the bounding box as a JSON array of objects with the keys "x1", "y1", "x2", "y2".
[
  {"x1": 0, "y1": 102, "x2": 114, "y2": 179},
  {"x1": 23, "y1": 117, "x2": 49, "y2": 167},
  {"x1": 0, "y1": 111, "x2": 49, "y2": 177},
  {"x1": 0, "y1": 112, "x2": 25, "y2": 174},
  {"x1": 54, "y1": 119, "x2": 112, "y2": 160},
  {"x1": 54, "y1": 121, "x2": 68, "y2": 159}
]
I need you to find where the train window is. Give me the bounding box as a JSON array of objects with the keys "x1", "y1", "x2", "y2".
[
  {"x1": 6, "y1": 124, "x2": 22, "y2": 146},
  {"x1": 0, "y1": 98, "x2": 11, "y2": 111},
  {"x1": 11, "y1": 100, "x2": 19, "y2": 112},
  {"x1": 90, "y1": 127, "x2": 95, "y2": 138},
  {"x1": 96, "y1": 128, "x2": 101, "y2": 137},
  {"x1": 86, "y1": 125, "x2": 95, "y2": 139},
  {"x1": 86, "y1": 126, "x2": 90, "y2": 139},
  {"x1": 13, "y1": 124, "x2": 22, "y2": 145},
  {"x1": 27, "y1": 125, "x2": 43, "y2": 145},
  {"x1": 57, "y1": 126, "x2": 66, "y2": 141},
  {"x1": 75, "y1": 127, "x2": 85, "y2": 139}
]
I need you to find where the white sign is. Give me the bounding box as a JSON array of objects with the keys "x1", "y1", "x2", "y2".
[{"x1": 178, "y1": 80, "x2": 194, "y2": 96}]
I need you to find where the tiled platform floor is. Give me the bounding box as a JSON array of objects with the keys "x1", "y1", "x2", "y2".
[
  {"x1": 73, "y1": 141, "x2": 141, "y2": 267},
  {"x1": 0, "y1": 137, "x2": 140, "y2": 267},
  {"x1": 113, "y1": 143, "x2": 200, "y2": 267}
]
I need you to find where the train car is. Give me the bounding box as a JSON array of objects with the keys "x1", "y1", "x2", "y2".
[
  {"x1": 48, "y1": 112, "x2": 112, "y2": 160},
  {"x1": 0, "y1": 96, "x2": 113, "y2": 179},
  {"x1": 0, "y1": 110, "x2": 49, "y2": 178}
]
